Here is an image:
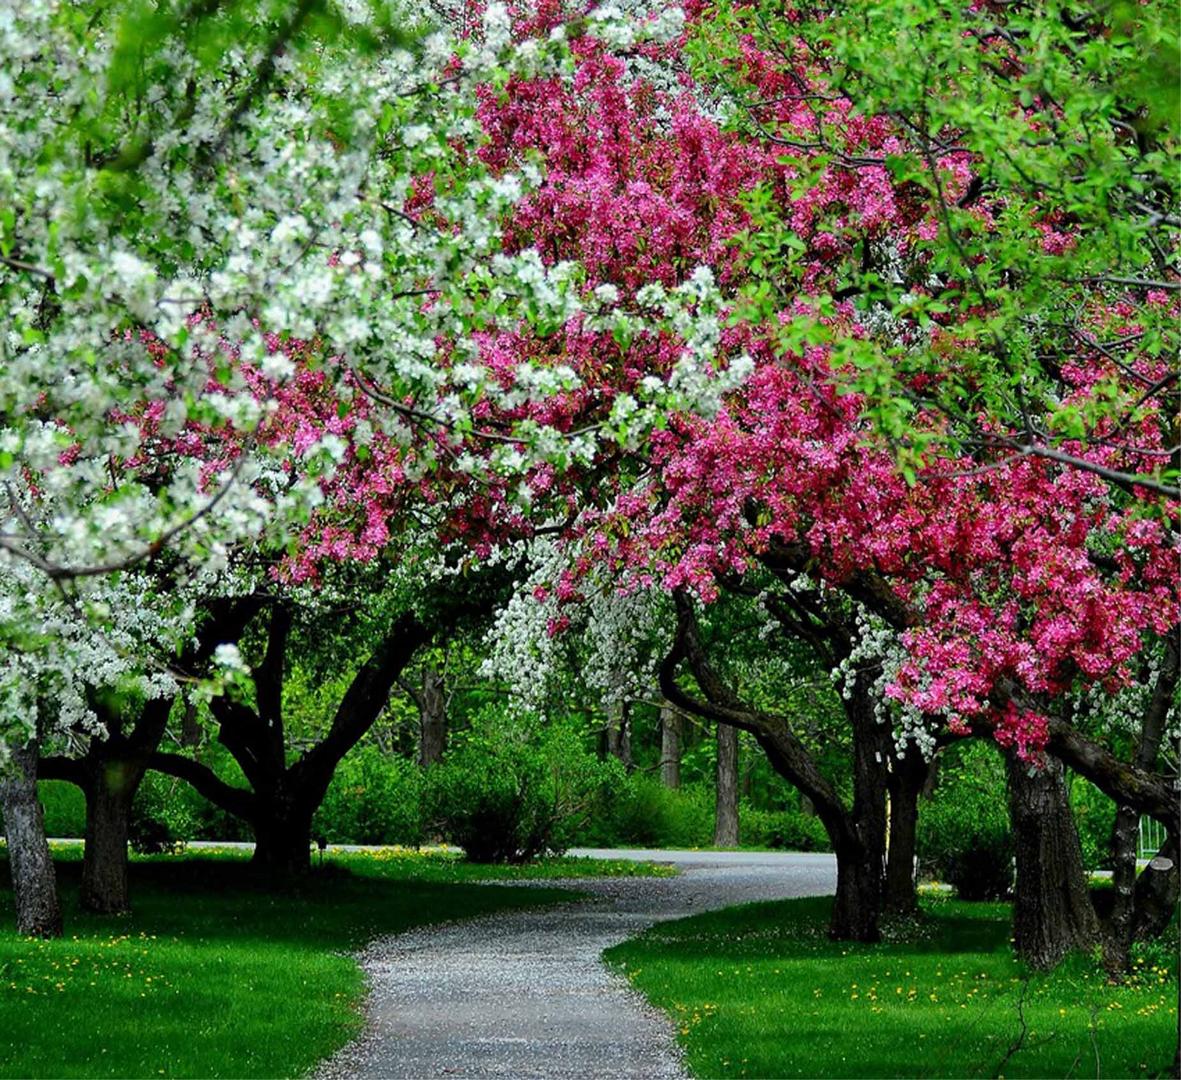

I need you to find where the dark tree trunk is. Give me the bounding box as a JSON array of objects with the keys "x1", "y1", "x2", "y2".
[
  {"x1": 250, "y1": 798, "x2": 315, "y2": 877},
  {"x1": 830, "y1": 838, "x2": 883, "y2": 941},
  {"x1": 1103, "y1": 638, "x2": 1178, "y2": 973},
  {"x1": 1104, "y1": 802, "x2": 1143, "y2": 971},
  {"x1": 417, "y1": 666, "x2": 447, "y2": 767},
  {"x1": 659, "y1": 704, "x2": 681, "y2": 789},
  {"x1": 1130, "y1": 831, "x2": 1179, "y2": 945},
  {"x1": 80, "y1": 761, "x2": 143, "y2": 914},
  {"x1": 605, "y1": 700, "x2": 632, "y2": 769},
  {"x1": 840, "y1": 671, "x2": 889, "y2": 938},
  {"x1": 1007, "y1": 754, "x2": 1100, "y2": 969},
  {"x1": 884, "y1": 749, "x2": 927, "y2": 916},
  {"x1": 714, "y1": 722, "x2": 739, "y2": 848},
  {"x1": 0, "y1": 739, "x2": 61, "y2": 937}
]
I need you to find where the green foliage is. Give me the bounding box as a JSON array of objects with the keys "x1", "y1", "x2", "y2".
[
  {"x1": 689, "y1": 0, "x2": 1180, "y2": 495},
  {"x1": 1069, "y1": 776, "x2": 1117, "y2": 870},
  {"x1": 740, "y1": 805, "x2": 831, "y2": 852},
  {"x1": 574, "y1": 774, "x2": 715, "y2": 849},
  {"x1": 128, "y1": 772, "x2": 198, "y2": 855},
  {"x1": 607, "y1": 896, "x2": 1178, "y2": 1079},
  {"x1": 313, "y1": 745, "x2": 425, "y2": 846},
  {"x1": 36, "y1": 781, "x2": 86, "y2": 838},
  {"x1": 918, "y1": 743, "x2": 1013, "y2": 900},
  {"x1": 423, "y1": 718, "x2": 611, "y2": 863}
]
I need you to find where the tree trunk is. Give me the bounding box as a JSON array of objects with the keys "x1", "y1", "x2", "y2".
[
  {"x1": 714, "y1": 722, "x2": 739, "y2": 848},
  {"x1": 884, "y1": 749, "x2": 926, "y2": 916},
  {"x1": 80, "y1": 761, "x2": 144, "y2": 915},
  {"x1": 605, "y1": 700, "x2": 632, "y2": 769},
  {"x1": 1103, "y1": 638, "x2": 1178, "y2": 973},
  {"x1": 1104, "y1": 802, "x2": 1144, "y2": 972},
  {"x1": 884, "y1": 782, "x2": 920, "y2": 916},
  {"x1": 659, "y1": 704, "x2": 681, "y2": 789},
  {"x1": 250, "y1": 794, "x2": 315, "y2": 877},
  {"x1": 830, "y1": 838, "x2": 883, "y2": 942},
  {"x1": 1007, "y1": 754, "x2": 1100, "y2": 969},
  {"x1": 1130, "y1": 830, "x2": 1179, "y2": 945},
  {"x1": 417, "y1": 666, "x2": 447, "y2": 767},
  {"x1": 0, "y1": 739, "x2": 62, "y2": 937}
]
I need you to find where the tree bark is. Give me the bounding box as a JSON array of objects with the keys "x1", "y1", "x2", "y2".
[
  {"x1": 417, "y1": 665, "x2": 447, "y2": 767},
  {"x1": 830, "y1": 837, "x2": 884, "y2": 941},
  {"x1": 660, "y1": 594, "x2": 886, "y2": 941},
  {"x1": 884, "y1": 748, "x2": 928, "y2": 916},
  {"x1": 714, "y1": 722, "x2": 739, "y2": 847},
  {"x1": 0, "y1": 739, "x2": 61, "y2": 937},
  {"x1": 1104, "y1": 638, "x2": 1179, "y2": 972},
  {"x1": 79, "y1": 762, "x2": 140, "y2": 914},
  {"x1": 250, "y1": 795, "x2": 316, "y2": 877},
  {"x1": 154, "y1": 608, "x2": 430, "y2": 882},
  {"x1": 1130, "y1": 830, "x2": 1179, "y2": 945},
  {"x1": 1007, "y1": 754, "x2": 1100, "y2": 969},
  {"x1": 659, "y1": 704, "x2": 681, "y2": 789},
  {"x1": 605, "y1": 699, "x2": 632, "y2": 769}
]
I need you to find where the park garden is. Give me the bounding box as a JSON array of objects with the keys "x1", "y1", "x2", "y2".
[{"x1": 0, "y1": 0, "x2": 1177, "y2": 1076}]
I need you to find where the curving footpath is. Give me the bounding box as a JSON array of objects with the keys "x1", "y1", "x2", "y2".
[{"x1": 316, "y1": 848, "x2": 837, "y2": 1080}]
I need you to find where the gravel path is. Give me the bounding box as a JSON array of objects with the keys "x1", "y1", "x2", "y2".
[{"x1": 316, "y1": 850, "x2": 837, "y2": 1080}]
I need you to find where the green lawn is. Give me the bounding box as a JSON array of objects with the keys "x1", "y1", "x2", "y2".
[
  {"x1": 0, "y1": 846, "x2": 663, "y2": 1078},
  {"x1": 606, "y1": 897, "x2": 1178, "y2": 1079}
]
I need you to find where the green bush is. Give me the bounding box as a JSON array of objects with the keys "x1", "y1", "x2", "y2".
[
  {"x1": 741, "y1": 804, "x2": 831, "y2": 851},
  {"x1": 37, "y1": 780, "x2": 86, "y2": 837},
  {"x1": 314, "y1": 745, "x2": 425, "y2": 845},
  {"x1": 572, "y1": 774, "x2": 713, "y2": 849},
  {"x1": 1070, "y1": 778, "x2": 1116, "y2": 870},
  {"x1": 918, "y1": 742, "x2": 1013, "y2": 900},
  {"x1": 129, "y1": 772, "x2": 200, "y2": 854},
  {"x1": 424, "y1": 720, "x2": 609, "y2": 862}
]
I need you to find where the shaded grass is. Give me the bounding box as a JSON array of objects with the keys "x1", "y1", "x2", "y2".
[
  {"x1": 0, "y1": 846, "x2": 614, "y2": 1078},
  {"x1": 606, "y1": 897, "x2": 1178, "y2": 1079}
]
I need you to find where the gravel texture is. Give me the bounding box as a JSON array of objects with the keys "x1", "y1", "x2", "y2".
[{"x1": 316, "y1": 849, "x2": 837, "y2": 1080}]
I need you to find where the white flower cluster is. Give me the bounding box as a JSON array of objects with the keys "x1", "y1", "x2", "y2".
[
  {"x1": 480, "y1": 539, "x2": 671, "y2": 712},
  {"x1": 831, "y1": 604, "x2": 940, "y2": 761}
]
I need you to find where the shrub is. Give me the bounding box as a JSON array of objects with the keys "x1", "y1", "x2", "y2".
[
  {"x1": 741, "y1": 805, "x2": 832, "y2": 852},
  {"x1": 1070, "y1": 778, "x2": 1116, "y2": 870},
  {"x1": 919, "y1": 742, "x2": 1013, "y2": 900},
  {"x1": 37, "y1": 780, "x2": 86, "y2": 838},
  {"x1": 129, "y1": 772, "x2": 200, "y2": 854},
  {"x1": 944, "y1": 837, "x2": 1013, "y2": 901},
  {"x1": 424, "y1": 720, "x2": 609, "y2": 862},
  {"x1": 314, "y1": 745, "x2": 425, "y2": 845},
  {"x1": 572, "y1": 774, "x2": 713, "y2": 849}
]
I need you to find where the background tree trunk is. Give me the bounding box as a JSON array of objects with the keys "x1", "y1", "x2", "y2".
[
  {"x1": 0, "y1": 739, "x2": 62, "y2": 937},
  {"x1": 659, "y1": 703, "x2": 681, "y2": 789},
  {"x1": 417, "y1": 665, "x2": 447, "y2": 767},
  {"x1": 1007, "y1": 754, "x2": 1100, "y2": 969},
  {"x1": 605, "y1": 699, "x2": 632, "y2": 769},
  {"x1": 80, "y1": 761, "x2": 144, "y2": 914},
  {"x1": 1130, "y1": 831, "x2": 1179, "y2": 945},
  {"x1": 714, "y1": 722, "x2": 739, "y2": 848}
]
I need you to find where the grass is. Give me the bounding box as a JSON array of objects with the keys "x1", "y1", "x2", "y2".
[
  {"x1": 606, "y1": 896, "x2": 1179, "y2": 1079},
  {"x1": 0, "y1": 845, "x2": 666, "y2": 1078}
]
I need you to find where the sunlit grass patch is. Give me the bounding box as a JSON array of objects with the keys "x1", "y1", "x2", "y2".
[
  {"x1": 0, "y1": 849, "x2": 583, "y2": 1078},
  {"x1": 606, "y1": 896, "x2": 1178, "y2": 1078}
]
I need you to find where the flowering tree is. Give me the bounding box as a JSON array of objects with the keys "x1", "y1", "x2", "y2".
[
  {"x1": 464, "y1": 0, "x2": 1178, "y2": 962},
  {"x1": 0, "y1": 0, "x2": 752, "y2": 931}
]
